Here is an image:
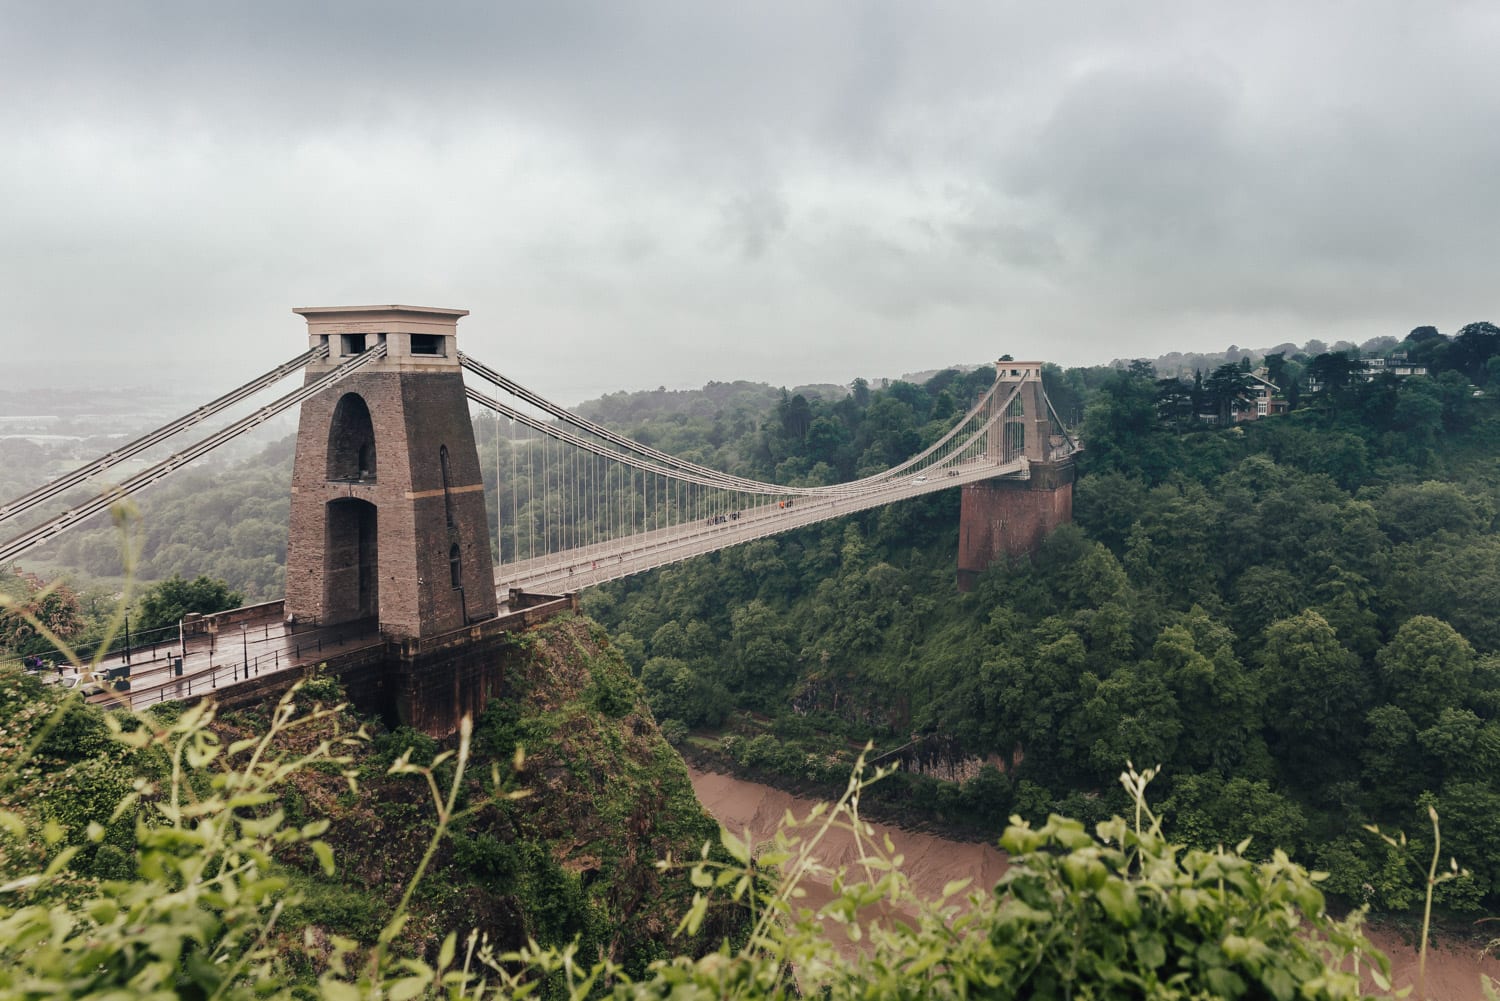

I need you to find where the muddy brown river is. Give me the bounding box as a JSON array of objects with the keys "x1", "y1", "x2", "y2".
[{"x1": 687, "y1": 767, "x2": 1499, "y2": 999}]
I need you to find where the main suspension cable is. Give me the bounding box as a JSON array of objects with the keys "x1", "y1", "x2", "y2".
[{"x1": 0, "y1": 346, "x2": 326, "y2": 525}]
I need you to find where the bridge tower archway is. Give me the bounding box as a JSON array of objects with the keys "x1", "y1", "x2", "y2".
[
  {"x1": 284, "y1": 305, "x2": 498, "y2": 639},
  {"x1": 324, "y1": 497, "x2": 379, "y2": 622},
  {"x1": 327, "y1": 393, "x2": 377, "y2": 481}
]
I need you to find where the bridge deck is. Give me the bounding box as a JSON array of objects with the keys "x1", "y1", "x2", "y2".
[{"x1": 495, "y1": 456, "x2": 1025, "y2": 594}]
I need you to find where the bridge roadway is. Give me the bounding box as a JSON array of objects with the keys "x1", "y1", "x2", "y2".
[
  {"x1": 78, "y1": 608, "x2": 384, "y2": 711},
  {"x1": 495, "y1": 455, "x2": 1026, "y2": 595},
  {"x1": 80, "y1": 458, "x2": 1025, "y2": 710}
]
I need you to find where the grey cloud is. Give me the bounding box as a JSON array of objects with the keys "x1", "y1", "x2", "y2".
[
  {"x1": 719, "y1": 188, "x2": 789, "y2": 260},
  {"x1": 2, "y1": 1, "x2": 1499, "y2": 404},
  {"x1": 1002, "y1": 59, "x2": 1246, "y2": 260}
]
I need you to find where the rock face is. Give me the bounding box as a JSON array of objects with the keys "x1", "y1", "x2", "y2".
[{"x1": 242, "y1": 614, "x2": 733, "y2": 975}]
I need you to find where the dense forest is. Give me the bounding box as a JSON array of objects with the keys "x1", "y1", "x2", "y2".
[{"x1": 7, "y1": 321, "x2": 1500, "y2": 924}]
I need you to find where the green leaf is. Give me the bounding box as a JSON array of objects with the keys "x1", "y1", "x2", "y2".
[
  {"x1": 1131, "y1": 932, "x2": 1165, "y2": 969},
  {"x1": 1096, "y1": 880, "x2": 1139, "y2": 927},
  {"x1": 312, "y1": 840, "x2": 335, "y2": 876},
  {"x1": 380, "y1": 913, "x2": 409, "y2": 944},
  {"x1": 1263, "y1": 965, "x2": 1296, "y2": 1001},
  {"x1": 318, "y1": 976, "x2": 361, "y2": 1001},
  {"x1": 721, "y1": 826, "x2": 751, "y2": 865},
  {"x1": 388, "y1": 975, "x2": 430, "y2": 1001},
  {"x1": 227, "y1": 792, "x2": 278, "y2": 809},
  {"x1": 942, "y1": 877, "x2": 973, "y2": 899},
  {"x1": 1204, "y1": 967, "x2": 1245, "y2": 996},
  {"x1": 237, "y1": 809, "x2": 285, "y2": 838},
  {"x1": 0, "y1": 810, "x2": 27, "y2": 840},
  {"x1": 437, "y1": 932, "x2": 457, "y2": 972},
  {"x1": 673, "y1": 894, "x2": 708, "y2": 938}
]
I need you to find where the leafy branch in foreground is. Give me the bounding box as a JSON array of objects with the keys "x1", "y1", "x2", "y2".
[
  {"x1": 0, "y1": 673, "x2": 1431, "y2": 1000},
  {"x1": 0, "y1": 684, "x2": 369, "y2": 999}
]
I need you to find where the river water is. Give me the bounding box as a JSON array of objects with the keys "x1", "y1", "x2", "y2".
[{"x1": 686, "y1": 766, "x2": 1498, "y2": 998}]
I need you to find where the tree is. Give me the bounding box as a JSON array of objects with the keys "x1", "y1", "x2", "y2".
[
  {"x1": 1375, "y1": 615, "x2": 1474, "y2": 728},
  {"x1": 0, "y1": 575, "x2": 84, "y2": 655},
  {"x1": 1375, "y1": 481, "x2": 1486, "y2": 543},
  {"x1": 1154, "y1": 378, "x2": 1197, "y2": 430},
  {"x1": 640, "y1": 656, "x2": 730, "y2": 727},
  {"x1": 777, "y1": 391, "x2": 813, "y2": 440},
  {"x1": 1305, "y1": 352, "x2": 1366, "y2": 403},
  {"x1": 1451, "y1": 321, "x2": 1500, "y2": 384},
  {"x1": 1264, "y1": 351, "x2": 1289, "y2": 390},
  {"x1": 1079, "y1": 367, "x2": 1181, "y2": 484},
  {"x1": 728, "y1": 599, "x2": 795, "y2": 695},
  {"x1": 1204, "y1": 363, "x2": 1254, "y2": 425},
  {"x1": 134, "y1": 575, "x2": 244, "y2": 633},
  {"x1": 1150, "y1": 609, "x2": 1267, "y2": 776},
  {"x1": 1255, "y1": 611, "x2": 1365, "y2": 788}
]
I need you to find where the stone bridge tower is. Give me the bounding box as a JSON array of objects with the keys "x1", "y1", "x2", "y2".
[
  {"x1": 284, "y1": 305, "x2": 497, "y2": 638},
  {"x1": 956, "y1": 361, "x2": 1075, "y2": 591}
]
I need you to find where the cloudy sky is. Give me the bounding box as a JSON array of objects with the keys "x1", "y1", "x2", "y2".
[{"x1": 3, "y1": 1, "x2": 1497, "y2": 405}]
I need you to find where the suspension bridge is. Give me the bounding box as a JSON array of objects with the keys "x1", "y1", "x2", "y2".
[{"x1": 1, "y1": 305, "x2": 1076, "y2": 730}]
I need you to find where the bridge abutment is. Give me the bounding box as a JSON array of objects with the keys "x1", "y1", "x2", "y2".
[{"x1": 956, "y1": 459, "x2": 1074, "y2": 591}]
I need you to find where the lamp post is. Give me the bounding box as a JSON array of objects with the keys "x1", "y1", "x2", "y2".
[
  {"x1": 123, "y1": 612, "x2": 131, "y2": 666},
  {"x1": 241, "y1": 624, "x2": 249, "y2": 680}
]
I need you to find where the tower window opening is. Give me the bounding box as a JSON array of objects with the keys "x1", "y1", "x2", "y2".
[
  {"x1": 411, "y1": 334, "x2": 444, "y2": 356},
  {"x1": 340, "y1": 333, "x2": 367, "y2": 355},
  {"x1": 449, "y1": 543, "x2": 462, "y2": 588}
]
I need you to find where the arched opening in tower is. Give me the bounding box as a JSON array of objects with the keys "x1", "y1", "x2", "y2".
[
  {"x1": 325, "y1": 498, "x2": 378, "y2": 624},
  {"x1": 327, "y1": 393, "x2": 377, "y2": 481}
]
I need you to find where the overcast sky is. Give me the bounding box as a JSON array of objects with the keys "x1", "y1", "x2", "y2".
[{"x1": 3, "y1": 1, "x2": 1497, "y2": 405}]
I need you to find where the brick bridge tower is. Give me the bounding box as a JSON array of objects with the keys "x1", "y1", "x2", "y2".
[
  {"x1": 956, "y1": 360, "x2": 1076, "y2": 592},
  {"x1": 284, "y1": 305, "x2": 498, "y2": 638}
]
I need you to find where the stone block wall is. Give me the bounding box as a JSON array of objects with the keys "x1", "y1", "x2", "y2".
[{"x1": 956, "y1": 460, "x2": 1075, "y2": 592}]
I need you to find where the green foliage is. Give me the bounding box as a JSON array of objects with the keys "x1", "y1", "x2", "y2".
[
  {"x1": 0, "y1": 570, "x2": 83, "y2": 656},
  {"x1": 0, "y1": 686, "x2": 367, "y2": 999},
  {"x1": 133, "y1": 573, "x2": 244, "y2": 632},
  {"x1": 0, "y1": 654, "x2": 1475, "y2": 1000}
]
